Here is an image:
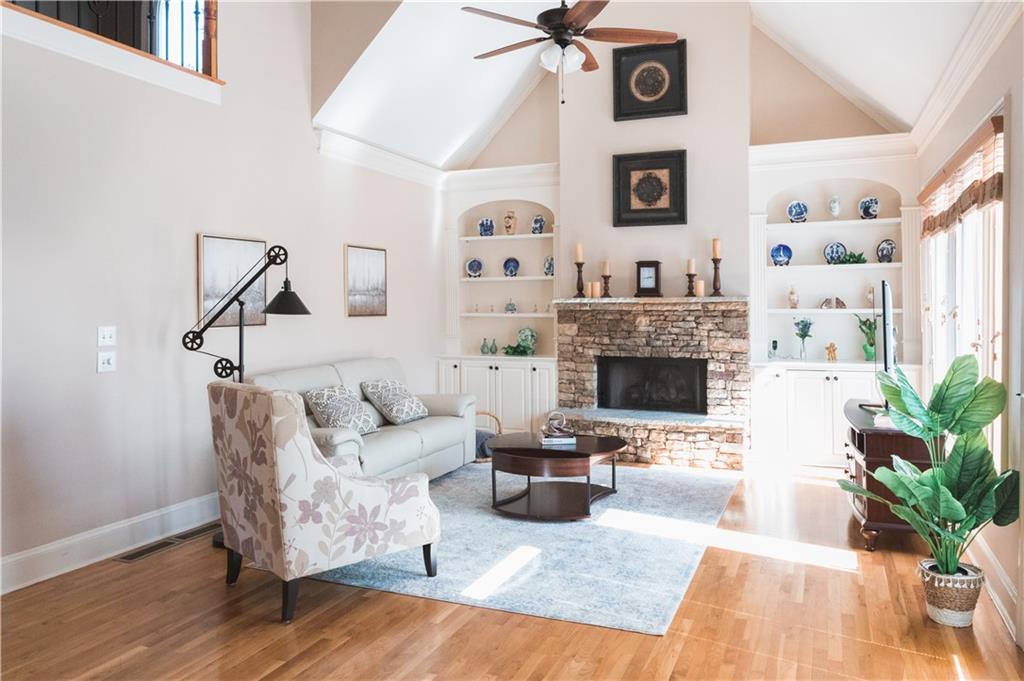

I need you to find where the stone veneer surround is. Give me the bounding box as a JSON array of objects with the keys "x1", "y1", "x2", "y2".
[{"x1": 555, "y1": 298, "x2": 750, "y2": 469}]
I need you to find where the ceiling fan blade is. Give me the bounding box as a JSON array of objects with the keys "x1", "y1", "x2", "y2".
[
  {"x1": 582, "y1": 27, "x2": 677, "y2": 44},
  {"x1": 462, "y1": 6, "x2": 542, "y2": 30},
  {"x1": 564, "y1": 0, "x2": 610, "y2": 29},
  {"x1": 474, "y1": 37, "x2": 549, "y2": 60},
  {"x1": 572, "y1": 40, "x2": 599, "y2": 72}
]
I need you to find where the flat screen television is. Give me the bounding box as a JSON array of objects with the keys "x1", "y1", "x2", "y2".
[{"x1": 880, "y1": 279, "x2": 897, "y2": 373}]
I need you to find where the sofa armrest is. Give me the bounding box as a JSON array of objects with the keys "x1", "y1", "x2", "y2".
[
  {"x1": 310, "y1": 427, "x2": 364, "y2": 466},
  {"x1": 417, "y1": 393, "x2": 476, "y2": 418},
  {"x1": 311, "y1": 427, "x2": 364, "y2": 448}
]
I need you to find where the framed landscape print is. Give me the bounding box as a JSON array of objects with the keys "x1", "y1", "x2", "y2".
[
  {"x1": 612, "y1": 150, "x2": 687, "y2": 227},
  {"x1": 345, "y1": 245, "x2": 387, "y2": 317},
  {"x1": 613, "y1": 40, "x2": 687, "y2": 121},
  {"x1": 198, "y1": 234, "x2": 267, "y2": 327}
]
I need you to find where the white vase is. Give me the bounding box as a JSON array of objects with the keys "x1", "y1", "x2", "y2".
[{"x1": 828, "y1": 196, "x2": 841, "y2": 218}]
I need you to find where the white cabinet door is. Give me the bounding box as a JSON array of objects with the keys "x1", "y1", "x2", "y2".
[
  {"x1": 494, "y1": 361, "x2": 532, "y2": 432},
  {"x1": 460, "y1": 359, "x2": 495, "y2": 428},
  {"x1": 751, "y1": 367, "x2": 787, "y2": 459},
  {"x1": 786, "y1": 371, "x2": 834, "y2": 466},
  {"x1": 831, "y1": 371, "x2": 877, "y2": 461},
  {"x1": 530, "y1": 361, "x2": 557, "y2": 432},
  {"x1": 438, "y1": 360, "x2": 461, "y2": 394}
]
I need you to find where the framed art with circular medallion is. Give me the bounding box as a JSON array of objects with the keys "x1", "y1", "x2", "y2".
[
  {"x1": 612, "y1": 150, "x2": 686, "y2": 227},
  {"x1": 613, "y1": 40, "x2": 686, "y2": 121}
]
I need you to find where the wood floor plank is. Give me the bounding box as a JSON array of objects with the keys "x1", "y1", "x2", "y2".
[{"x1": 3, "y1": 471, "x2": 1022, "y2": 680}]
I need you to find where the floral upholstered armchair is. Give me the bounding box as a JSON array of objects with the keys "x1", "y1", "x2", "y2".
[{"x1": 208, "y1": 382, "x2": 440, "y2": 622}]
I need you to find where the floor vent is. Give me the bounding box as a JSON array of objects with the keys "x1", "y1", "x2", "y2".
[
  {"x1": 171, "y1": 521, "x2": 221, "y2": 542},
  {"x1": 113, "y1": 540, "x2": 179, "y2": 563}
]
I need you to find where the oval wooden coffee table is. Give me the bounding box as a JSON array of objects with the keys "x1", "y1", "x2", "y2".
[{"x1": 486, "y1": 433, "x2": 627, "y2": 521}]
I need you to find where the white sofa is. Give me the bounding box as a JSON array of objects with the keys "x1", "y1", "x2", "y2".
[{"x1": 248, "y1": 358, "x2": 476, "y2": 479}]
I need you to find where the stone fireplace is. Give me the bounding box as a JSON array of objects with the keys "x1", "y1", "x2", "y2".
[{"x1": 554, "y1": 297, "x2": 750, "y2": 469}]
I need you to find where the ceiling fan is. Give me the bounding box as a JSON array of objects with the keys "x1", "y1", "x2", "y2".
[{"x1": 463, "y1": 1, "x2": 677, "y2": 74}]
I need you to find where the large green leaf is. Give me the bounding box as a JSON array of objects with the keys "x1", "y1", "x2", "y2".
[
  {"x1": 960, "y1": 468, "x2": 999, "y2": 512},
  {"x1": 874, "y1": 467, "x2": 933, "y2": 508},
  {"x1": 877, "y1": 371, "x2": 908, "y2": 412},
  {"x1": 919, "y1": 469, "x2": 967, "y2": 522},
  {"x1": 837, "y1": 479, "x2": 891, "y2": 506},
  {"x1": 891, "y1": 456, "x2": 923, "y2": 478},
  {"x1": 890, "y1": 505, "x2": 940, "y2": 551},
  {"x1": 928, "y1": 355, "x2": 979, "y2": 426},
  {"x1": 991, "y1": 471, "x2": 1019, "y2": 526},
  {"x1": 894, "y1": 365, "x2": 934, "y2": 429},
  {"x1": 887, "y1": 408, "x2": 930, "y2": 439},
  {"x1": 949, "y1": 377, "x2": 1007, "y2": 434},
  {"x1": 942, "y1": 430, "x2": 993, "y2": 497}
]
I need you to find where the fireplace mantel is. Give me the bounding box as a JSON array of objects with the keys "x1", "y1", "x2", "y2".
[{"x1": 553, "y1": 296, "x2": 749, "y2": 306}]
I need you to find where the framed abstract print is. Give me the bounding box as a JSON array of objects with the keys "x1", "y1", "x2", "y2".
[
  {"x1": 197, "y1": 234, "x2": 267, "y2": 327},
  {"x1": 345, "y1": 245, "x2": 387, "y2": 317}
]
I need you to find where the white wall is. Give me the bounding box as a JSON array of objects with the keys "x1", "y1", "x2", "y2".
[
  {"x1": 471, "y1": 74, "x2": 559, "y2": 169},
  {"x1": 557, "y1": 2, "x2": 751, "y2": 298},
  {"x1": 917, "y1": 18, "x2": 1023, "y2": 643},
  {"x1": 1, "y1": 2, "x2": 446, "y2": 559}
]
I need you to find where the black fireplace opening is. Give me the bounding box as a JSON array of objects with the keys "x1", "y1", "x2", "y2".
[{"x1": 597, "y1": 356, "x2": 708, "y2": 414}]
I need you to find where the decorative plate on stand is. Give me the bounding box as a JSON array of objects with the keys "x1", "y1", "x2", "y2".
[
  {"x1": 823, "y1": 241, "x2": 848, "y2": 264},
  {"x1": 466, "y1": 258, "x2": 484, "y2": 278},
  {"x1": 503, "y1": 257, "x2": 520, "y2": 277}
]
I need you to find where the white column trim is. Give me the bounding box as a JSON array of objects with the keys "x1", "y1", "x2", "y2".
[
  {"x1": 749, "y1": 214, "x2": 768, "y2": 362},
  {"x1": 900, "y1": 207, "x2": 923, "y2": 365}
]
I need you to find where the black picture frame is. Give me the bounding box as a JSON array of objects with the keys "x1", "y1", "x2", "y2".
[
  {"x1": 634, "y1": 260, "x2": 662, "y2": 297},
  {"x1": 613, "y1": 40, "x2": 687, "y2": 122},
  {"x1": 612, "y1": 150, "x2": 687, "y2": 227}
]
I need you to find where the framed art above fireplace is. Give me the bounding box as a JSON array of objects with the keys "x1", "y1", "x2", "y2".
[{"x1": 613, "y1": 150, "x2": 687, "y2": 227}]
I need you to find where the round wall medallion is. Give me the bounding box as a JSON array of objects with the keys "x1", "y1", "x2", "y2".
[
  {"x1": 633, "y1": 171, "x2": 667, "y2": 207},
  {"x1": 629, "y1": 61, "x2": 670, "y2": 102}
]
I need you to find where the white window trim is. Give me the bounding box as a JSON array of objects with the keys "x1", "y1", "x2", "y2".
[{"x1": 1, "y1": 4, "x2": 221, "y2": 104}]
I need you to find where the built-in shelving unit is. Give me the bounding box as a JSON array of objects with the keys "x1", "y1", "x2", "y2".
[
  {"x1": 766, "y1": 217, "x2": 901, "y2": 231},
  {"x1": 766, "y1": 262, "x2": 901, "y2": 274},
  {"x1": 459, "y1": 313, "x2": 555, "y2": 319},
  {"x1": 460, "y1": 275, "x2": 554, "y2": 283},
  {"x1": 459, "y1": 233, "x2": 554, "y2": 243},
  {"x1": 766, "y1": 308, "x2": 903, "y2": 315}
]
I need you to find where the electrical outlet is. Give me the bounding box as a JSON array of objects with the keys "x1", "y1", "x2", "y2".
[
  {"x1": 97, "y1": 351, "x2": 117, "y2": 373},
  {"x1": 97, "y1": 325, "x2": 117, "y2": 347}
]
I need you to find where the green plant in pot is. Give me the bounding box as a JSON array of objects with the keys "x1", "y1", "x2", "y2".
[
  {"x1": 854, "y1": 314, "x2": 877, "y2": 361},
  {"x1": 837, "y1": 355, "x2": 1018, "y2": 627}
]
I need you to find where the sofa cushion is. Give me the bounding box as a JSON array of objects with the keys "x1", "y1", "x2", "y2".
[
  {"x1": 247, "y1": 364, "x2": 342, "y2": 413},
  {"x1": 334, "y1": 358, "x2": 406, "y2": 395},
  {"x1": 395, "y1": 416, "x2": 466, "y2": 455},
  {"x1": 359, "y1": 427, "x2": 423, "y2": 476},
  {"x1": 361, "y1": 379, "x2": 428, "y2": 425},
  {"x1": 303, "y1": 385, "x2": 378, "y2": 435}
]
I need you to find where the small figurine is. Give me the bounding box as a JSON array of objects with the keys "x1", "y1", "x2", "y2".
[
  {"x1": 505, "y1": 298, "x2": 517, "y2": 314},
  {"x1": 828, "y1": 196, "x2": 841, "y2": 218},
  {"x1": 866, "y1": 286, "x2": 875, "y2": 308},
  {"x1": 825, "y1": 342, "x2": 838, "y2": 362},
  {"x1": 503, "y1": 209, "x2": 517, "y2": 235},
  {"x1": 768, "y1": 339, "x2": 779, "y2": 359},
  {"x1": 788, "y1": 286, "x2": 800, "y2": 309}
]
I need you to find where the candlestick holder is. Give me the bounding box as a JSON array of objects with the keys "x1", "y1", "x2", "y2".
[
  {"x1": 601, "y1": 275, "x2": 611, "y2": 298},
  {"x1": 711, "y1": 258, "x2": 723, "y2": 297},
  {"x1": 685, "y1": 273, "x2": 697, "y2": 297},
  {"x1": 574, "y1": 262, "x2": 585, "y2": 298}
]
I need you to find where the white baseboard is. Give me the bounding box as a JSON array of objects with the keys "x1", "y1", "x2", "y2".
[
  {"x1": 1, "y1": 493, "x2": 220, "y2": 594},
  {"x1": 967, "y1": 534, "x2": 1019, "y2": 640}
]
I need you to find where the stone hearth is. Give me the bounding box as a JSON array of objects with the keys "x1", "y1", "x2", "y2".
[{"x1": 554, "y1": 298, "x2": 750, "y2": 469}]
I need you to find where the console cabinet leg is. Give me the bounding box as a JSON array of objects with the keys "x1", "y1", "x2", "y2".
[{"x1": 861, "y1": 529, "x2": 879, "y2": 552}]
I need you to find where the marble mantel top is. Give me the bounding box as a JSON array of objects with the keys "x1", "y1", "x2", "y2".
[{"x1": 553, "y1": 296, "x2": 748, "y2": 305}]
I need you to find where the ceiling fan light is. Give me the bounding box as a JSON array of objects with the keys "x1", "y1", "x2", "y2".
[
  {"x1": 562, "y1": 43, "x2": 585, "y2": 73},
  {"x1": 540, "y1": 43, "x2": 562, "y2": 73}
]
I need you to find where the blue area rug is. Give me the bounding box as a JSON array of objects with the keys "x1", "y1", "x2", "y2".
[{"x1": 314, "y1": 463, "x2": 737, "y2": 635}]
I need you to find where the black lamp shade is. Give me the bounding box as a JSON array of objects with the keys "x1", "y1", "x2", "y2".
[{"x1": 264, "y1": 279, "x2": 310, "y2": 315}]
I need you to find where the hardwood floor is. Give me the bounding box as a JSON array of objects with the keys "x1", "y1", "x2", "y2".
[{"x1": 3, "y1": 469, "x2": 1022, "y2": 680}]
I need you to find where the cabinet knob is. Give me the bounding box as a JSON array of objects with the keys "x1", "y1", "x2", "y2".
[
  {"x1": 488, "y1": 365, "x2": 493, "y2": 370},
  {"x1": 453, "y1": 364, "x2": 458, "y2": 369},
  {"x1": 834, "y1": 375, "x2": 839, "y2": 381},
  {"x1": 532, "y1": 367, "x2": 537, "y2": 372},
  {"x1": 825, "y1": 376, "x2": 831, "y2": 381}
]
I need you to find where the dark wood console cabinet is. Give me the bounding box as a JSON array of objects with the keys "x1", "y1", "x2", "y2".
[{"x1": 843, "y1": 399, "x2": 934, "y2": 551}]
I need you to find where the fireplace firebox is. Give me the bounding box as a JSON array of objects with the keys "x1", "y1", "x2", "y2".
[{"x1": 597, "y1": 356, "x2": 708, "y2": 414}]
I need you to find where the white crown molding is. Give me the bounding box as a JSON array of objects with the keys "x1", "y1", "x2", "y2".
[
  {"x1": 750, "y1": 12, "x2": 906, "y2": 134},
  {"x1": 2, "y1": 493, "x2": 219, "y2": 594},
  {"x1": 750, "y1": 133, "x2": 917, "y2": 171},
  {"x1": 1, "y1": 4, "x2": 222, "y2": 104},
  {"x1": 443, "y1": 162, "x2": 559, "y2": 192},
  {"x1": 911, "y1": 1, "x2": 1023, "y2": 151},
  {"x1": 316, "y1": 127, "x2": 445, "y2": 188},
  {"x1": 968, "y1": 534, "x2": 1019, "y2": 641}
]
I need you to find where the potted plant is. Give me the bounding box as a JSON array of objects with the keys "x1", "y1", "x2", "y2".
[
  {"x1": 854, "y1": 314, "x2": 877, "y2": 361},
  {"x1": 794, "y1": 318, "x2": 813, "y2": 360},
  {"x1": 838, "y1": 355, "x2": 1018, "y2": 627}
]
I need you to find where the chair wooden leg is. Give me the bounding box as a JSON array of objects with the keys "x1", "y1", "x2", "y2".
[
  {"x1": 281, "y1": 579, "x2": 300, "y2": 623},
  {"x1": 225, "y1": 549, "x2": 242, "y2": 585},
  {"x1": 423, "y1": 543, "x2": 437, "y2": 577}
]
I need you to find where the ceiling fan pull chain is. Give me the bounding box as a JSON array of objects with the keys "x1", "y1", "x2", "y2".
[{"x1": 559, "y1": 56, "x2": 566, "y2": 104}]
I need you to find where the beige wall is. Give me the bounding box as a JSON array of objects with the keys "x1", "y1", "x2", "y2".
[
  {"x1": 310, "y1": 0, "x2": 400, "y2": 118},
  {"x1": 558, "y1": 2, "x2": 750, "y2": 297},
  {"x1": 917, "y1": 18, "x2": 1023, "y2": 642},
  {"x1": 471, "y1": 74, "x2": 559, "y2": 169},
  {"x1": 750, "y1": 27, "x2": 887, "y2": 145},
  {"x1": 1, "y1": 1, "x2": 446, "y2": 556}
]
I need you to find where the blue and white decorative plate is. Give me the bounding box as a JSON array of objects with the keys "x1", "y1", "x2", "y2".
[
  {"x1": 876, "y1": 239, "x2": 896, "y2": 263},
  {"x1": 770, "y1": 243, "x2": 792, "y2": 266},
  {"x1": 503, "y1": 257, "x2": 520, "y2": 277},
  {"x1": 823, "y1": 241, "x2": 848, "y2": 264},
  {"x1": 465, "y1": 258, "x2": 484, "y2": 278},
  {"x1": 543, "y1": 255, "x2": 555, "y2": 276},
  {"x1": 787, "y1": 201, "x2": 808, "y2": 223},
  {"x1": 478, "y1": 218, "x2": 495, "y2": 236},
  {"x1": 531, "y1": 214, "x2": 546, "y2": 234},
  {"x1": 858, "y1": 196, "x2": 879, "y2": 220}
]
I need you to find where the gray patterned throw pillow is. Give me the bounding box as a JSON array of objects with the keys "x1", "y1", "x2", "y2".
[
  {"x1": 303, "y1": 385, "x2": 378, "y2": 435},
  {"x1": 360, "y1": 379, "x2": 428, "y2": 425}
]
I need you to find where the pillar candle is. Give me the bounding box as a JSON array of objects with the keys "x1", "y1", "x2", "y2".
[
  {"x1": 602, "y1": 260, "x2": 610, "y2": 276},
  {"x1": 574, "y1": 243, "x2": 584, "y2": 263},
  {"x1": 686, "y1": 258, "x2": 696, "y2": 274},
  {"x1": 711, "y1": 238, "x2": 721, "y2": 259},
  {"x1": 694, "y1": 279, "x2": 706, "y2": 297},
  {"x1": 590, "y1": 282, "x2": 601, "y2": 298}
]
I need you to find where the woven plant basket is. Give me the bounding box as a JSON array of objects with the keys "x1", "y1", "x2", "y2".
[{"x1": 917, "y1": 559, "x2": 984, "y2": 628}]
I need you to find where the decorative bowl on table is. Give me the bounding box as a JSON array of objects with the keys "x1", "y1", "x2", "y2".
[
  {"x1": 503, "y1": 257, "x2": 520, "y2": 277},
  {"x1": 858, "y1": 196, "x2": 879, "y2": 220},
  {"x1": 465, "y1": 258, "x2": 484, "y2": 278},
  {"x1": 823, "y1": 241, "x2": 848, "y2": 264},
  {"x1": 787, "y1": 201, "x2": 809, "y2": 223},
  {"x1": 770, "y1": 243, "x2": 793, "y2": 266}
]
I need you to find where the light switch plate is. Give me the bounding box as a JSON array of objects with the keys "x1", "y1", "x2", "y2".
[
  {"x1": 97, "y1": 325, "x2": 117, "y2": 347},
  {"x1": 97, "y1": 351, "x2": 117, "y2": 373}
]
